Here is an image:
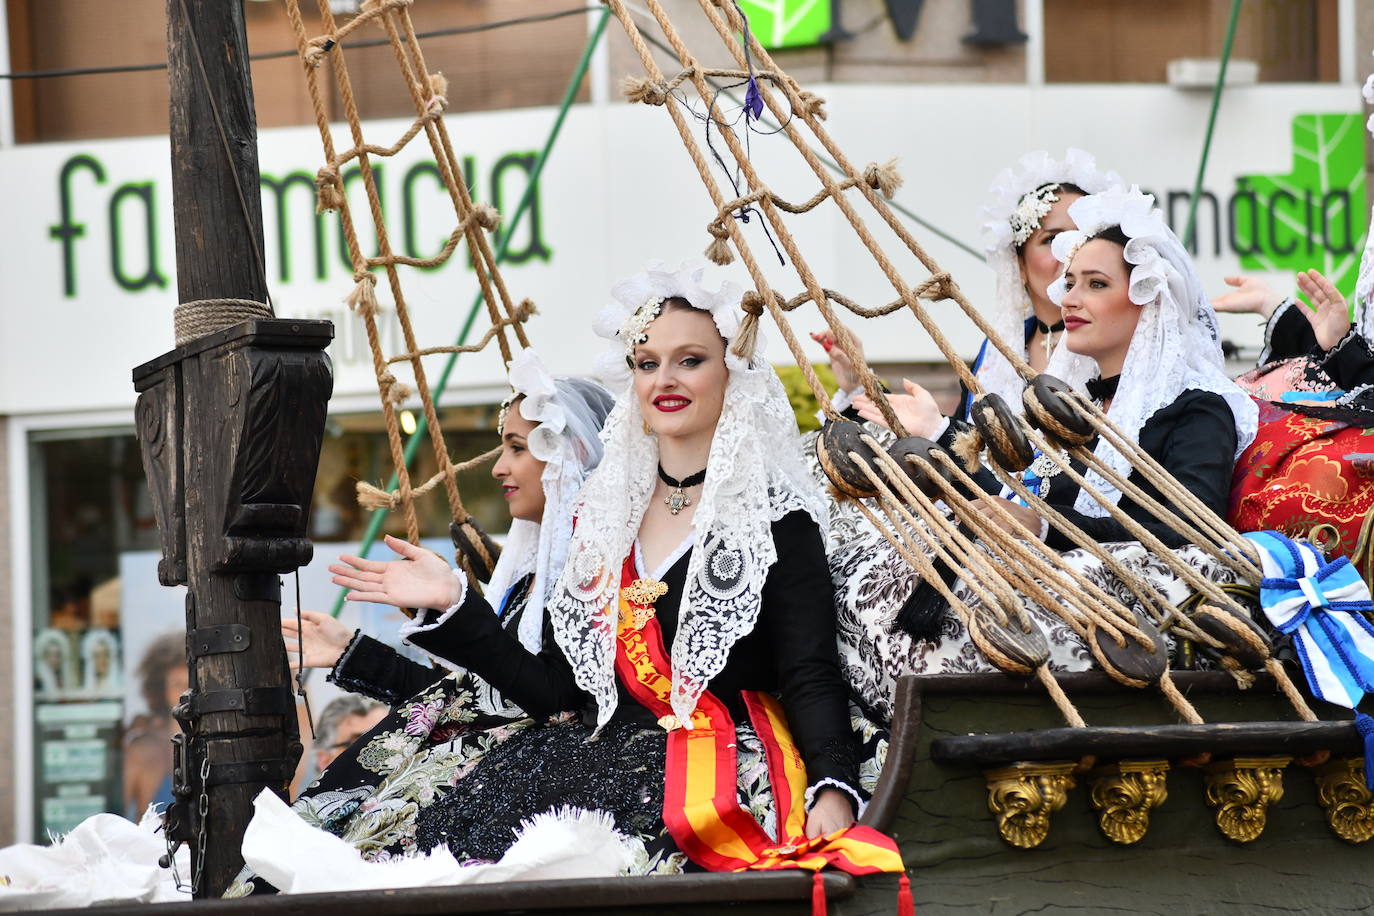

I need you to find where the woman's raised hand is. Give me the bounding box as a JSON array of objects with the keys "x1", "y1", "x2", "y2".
[
  {"x1": 1295, "y1": 268, "x2": 1352, "y2": 351},
  {"x1": 329, "y1": 534, "x2": 462, "y2": 612},
  {"x1": 853, "y1": 379, "x2": 944, "y2": 439},
  {"x1": 281, "y1": 610, "x2": 353, "y2": 672},
  {"x1": 811, "y1": 328, "x2": 863, "y2": 395},
  {"x1": 1210, "y1": 275, "x2": 1285, "y2": 319}
]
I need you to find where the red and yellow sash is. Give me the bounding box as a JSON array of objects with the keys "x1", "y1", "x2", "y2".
[{"x1": 611, "y1": 556, "x2": 904, "y2": 876}]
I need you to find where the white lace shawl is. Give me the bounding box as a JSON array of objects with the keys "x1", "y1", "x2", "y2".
[
  {"x1": 977, "y1": 149, "x2": 1122, "y2": 413},
  {"x1": 485, "y1": 350, "x2": 613, "y2": 653},
  {"x1": 547, "y1": 261, "x2": 826, "y2": 731},
  {"x1": 1044, "y1": 186, "x2": 1259, "y2": 517}
]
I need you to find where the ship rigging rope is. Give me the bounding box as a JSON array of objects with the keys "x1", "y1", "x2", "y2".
[
  {"x1": 607, "y1": 0, "x2": 1317, "y2": 723},
  {"x1": 283, "y1": 0, "x2": 549, "y2": 584}
]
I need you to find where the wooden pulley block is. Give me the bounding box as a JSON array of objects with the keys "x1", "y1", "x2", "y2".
[
  {"x1": 885, "y1": 436, "x2": 954, "y2": 499},
  {"x1": 816, "y1": 418, "x2": 882, "y2": 499},
  {"x1": 1189, "y1": 603, "x2": 1272, "y2": 670},
  {"x1": 450, "y1": 517, "x2": 501, "y2": 583},
  {"x1": 971, "y1": 394, "x2": 1035, "y2": 472},
  {"x1": 968, "y1": 609, "x2": 1049, "y2": 676},
  {"x1": 1089, "y1": 609, "x2": 1167, "y2": 688},
  {"x1": 1026, "y1": 374, "x2": 1095, "y2": 449}
]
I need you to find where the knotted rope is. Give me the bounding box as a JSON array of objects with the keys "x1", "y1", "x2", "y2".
[
  {"x1": 285, "y1": 0, "x2": 537, "y2": 580},
  {"x1": 605, "y1": 0, "x2": 1303, "y2": 720}
]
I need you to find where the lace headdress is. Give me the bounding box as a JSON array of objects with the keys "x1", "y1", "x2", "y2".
[
  {"x1": 1044, "y1": 186, "x2": 1258, "y2": 517},
  {"x1": 550, "y1": 260, "x2": 825, "y2": 731},
  {"x1": 978, "y1": 150, "x2": 1121, "y2": 411},
  {"x1": 486, "y1": 349, "x2": 615, "y2": 653}
]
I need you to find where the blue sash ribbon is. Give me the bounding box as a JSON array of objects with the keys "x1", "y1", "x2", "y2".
[{"x1": 1245, "y1": 531, "x2": 1374, "y2": 786}]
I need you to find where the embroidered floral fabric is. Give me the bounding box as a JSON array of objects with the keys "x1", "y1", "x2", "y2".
[{"x1": 1230, "y1": 400, "x2": 1374, "y2": 579}]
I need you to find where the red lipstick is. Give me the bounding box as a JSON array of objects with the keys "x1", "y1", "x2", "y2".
[{"x1": 653, "y1": 395, "x2": 691, "y2": 413}]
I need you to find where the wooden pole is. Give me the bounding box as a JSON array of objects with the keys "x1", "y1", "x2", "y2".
[
  {"x1": 166, "y1": 0, "x2": 268, "y2": 306},
  {"x1": 132, "y1": 0, "x2": 334, "y2": 898}
]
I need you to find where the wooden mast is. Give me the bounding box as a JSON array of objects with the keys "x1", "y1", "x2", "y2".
[{"x1": 133, "y1": 0, "x2": 334, "y2": 897}]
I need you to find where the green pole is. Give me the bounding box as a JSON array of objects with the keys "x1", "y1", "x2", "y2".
[
  {"x1": 1183, "y1": 0, "x2": 1242, "y2": 251},
  {"x1": 329, "y1": 7, "x2": 611, "y2": 616}
]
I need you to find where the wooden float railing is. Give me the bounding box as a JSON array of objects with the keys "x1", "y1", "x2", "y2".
[
  {"x1": 898, "y1": 672, "x2": 1371, "y2": 848},
  {"x1": 35, "y1": 872, "x2": 857, "y2": 916}
]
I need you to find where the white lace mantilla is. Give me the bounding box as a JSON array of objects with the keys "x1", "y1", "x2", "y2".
[
  {"x1": 549, "y1": 263, "x2": 824, "y2": 731},
  {"x1": 976, "y1": 149, "x2": 1121, "y2": 415},
  {"x1": 1045, "y1": 187, "x2": 1258, "y2": 516},
  {"x1": 485, "y1": 351, "x2": 613, "y2": 653}
]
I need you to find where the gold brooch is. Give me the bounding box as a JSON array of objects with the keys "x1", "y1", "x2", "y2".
[
  {"x1": 620, "y1": 577, "x2": 668, "y2": 629},
  {"x1": 657, "y1": 714, "x2": 682, "y2": 731}
]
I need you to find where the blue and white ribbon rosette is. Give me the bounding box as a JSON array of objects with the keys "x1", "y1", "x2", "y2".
[{"x1": 1244, "y1": 531, "x2": 1374, "y2": 786}]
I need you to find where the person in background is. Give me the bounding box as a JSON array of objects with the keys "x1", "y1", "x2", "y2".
[
  {"x1": 123, "y1": 631, "x2": 188, "y2": 819},
  {"x1": 312, "y1": 695, "x2": 386, "y2": 774}
]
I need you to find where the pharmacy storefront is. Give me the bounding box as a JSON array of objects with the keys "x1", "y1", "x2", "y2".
[{"x1": 0, "y1": 82, "x2": 1365, "y2": 841}]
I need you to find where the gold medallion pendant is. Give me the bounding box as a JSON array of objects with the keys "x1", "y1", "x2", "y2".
[
  {"x1": 657, "y1": 464, "x2": 707, "y2": 517},
  {"x1": 664, "y1": 487, "x2": 691, "y2": 515},
  {"x1": 621, "y1": 577, "x2": 669, "y2": 629}
]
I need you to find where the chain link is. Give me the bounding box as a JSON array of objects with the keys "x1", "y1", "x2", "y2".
[
  {"x1": 163, "y1": 806, "x2": 188, "y2": 893},
  {"x1": 193, "y1": 755, "x2": 210, "y2": 894}
]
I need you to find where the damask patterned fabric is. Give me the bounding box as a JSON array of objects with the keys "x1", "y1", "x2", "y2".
[
  {"x1": 1230, "y1": 399, "x2": 1374, "y2": 580},
  {"x1": 802, "y1": 428, "x2": 1243, "y2": 720}
]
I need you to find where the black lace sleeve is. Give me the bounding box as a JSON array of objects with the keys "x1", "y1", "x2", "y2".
[
  {"x1": 1260, "y1": 298, "x2": 1317, "y2": 364},
  {"x1": 1043, "y1": 390, "x2": 1237, "y2": 551},
  {"x1": 327, "y1": 632, "x2": 442, "y2": 706},
  {"x1": 762, "y1": 511, "x2": 862, "y2": 811},
  {"x1": 403, "y1": 584, "x2": 585, "y2": 717},
  {"x1": 1318, "y1": 329, "x2": 1374, "y2": 392}
]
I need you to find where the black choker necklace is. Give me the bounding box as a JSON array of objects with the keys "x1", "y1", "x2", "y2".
[
  {"x1": 658, "y1": 464, "x2": 707, "y2": 516},
  {"x1": 1085, "y1": 374, "x2": 1121, "y2": 402},
  {"x1": 1033, "y1": 317, "x2": 1065, "y2": 358}
]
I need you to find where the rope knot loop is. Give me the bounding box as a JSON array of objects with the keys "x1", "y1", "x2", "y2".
[
  {"x1": 426, "y1": 72, "x2": 449, "y2": 112},
  {"x1": 731, "y1": 289, "x2": 776, "y2": 360},
  {"x1": 356, "y1": 480, "x2": 400, "y2": 511},
  {"x1": 315, "y1": 165, "x2": 344, "y2": 213},
  {"x1": 863, "y1": 159, "x2": 904, "y2": 199},
  {"x1": 378, "y1": 371, "x2": 412, "y2": 407},
  {"x1": 303, "y1": 38, "x2": 332, "y2": 69},
  {"x1": 345, "y1": 272, "x2": 380, "y2": 317},
  {"x1": 471, "y1": 202, "x2": 502, "y2": 233},
  {"x1": 796, "y1": 90, "x2": 827, "y2": 120},
  {"x1": 704, "y1": 218, "x2": 734, "y2": 265},
  {"x1": 913, "y1": 272, "x2": 953, "y2": 301},
  {"x1": 620, "y1": 75, "x2": 671, "y2": 106},
  {"x1": 740, "y1": 290, "x2": 768, "y2": 317}
]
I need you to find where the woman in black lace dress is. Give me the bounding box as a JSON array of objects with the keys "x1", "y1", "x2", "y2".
[{"x1": 277, "y1": 262, "x2": 899, "y2": 882}]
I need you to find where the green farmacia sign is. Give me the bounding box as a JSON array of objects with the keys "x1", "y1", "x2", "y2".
[
  {"x1": 1234, "y1": 113, "x2": 1369, "y2": 304},
  {"x1": 737, "y1": 0, "x2": 831, "y2": 49}
]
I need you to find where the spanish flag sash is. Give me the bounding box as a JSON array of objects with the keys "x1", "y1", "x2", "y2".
[{"x1": 611, "y1": 555, "x2": 906, "y2": 878}]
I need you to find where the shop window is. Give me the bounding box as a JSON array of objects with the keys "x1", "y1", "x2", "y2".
[
  {"x1": 27, "y1": 409, "x2": 502, "y2": 839},
  {"x1": 1044, "y1": 0, "x2": 1340, "y2": 84}
]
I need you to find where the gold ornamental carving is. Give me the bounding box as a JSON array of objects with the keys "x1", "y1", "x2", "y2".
[
  {"x1": 1204, "y1": 755, "x2": 1291, "y2": 843},
  {"x1": 1088, "y1": 760, "x2": 1169, "y2": 845},
  {"x1": 984, "y1": 762, "x2": 1076, "y2": 849},
  {"x1": 1314, "y1": 757, "x2": 1373, "y2": 844}
]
